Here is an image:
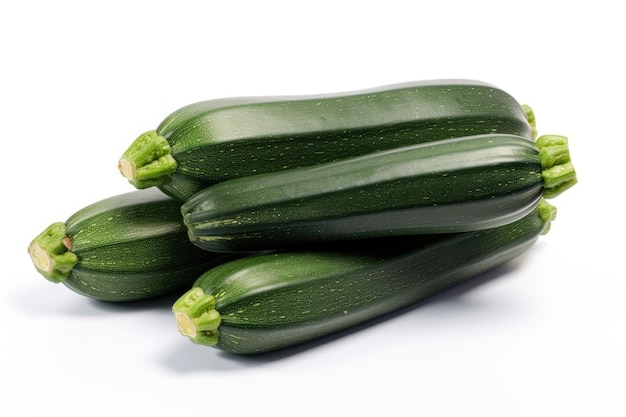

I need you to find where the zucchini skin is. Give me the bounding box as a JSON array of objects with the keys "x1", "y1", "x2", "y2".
[
  {"x1": 182, "y1": 134, "x2": 553, "y2": 252},
  {"x1": 120, "y1": 79, "x2": 535, "y2": 201},
  {"x1": 28, "y1": 189, "x2": 239, "y2": 302},
  {"x1": 173, "y1": 200, "x2": 556, "y2": 354}
]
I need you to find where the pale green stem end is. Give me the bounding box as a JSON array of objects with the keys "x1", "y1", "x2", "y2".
[
  {"x1": 537, "y1": 198, "x2": 557, "y2": 235},
  {"x1": 536, "y1": 135, "x2": 577, "y2": 199},
  {"x1": 28, "y1": 222, "x2": 78, "y2": 283},
  {"x1": 522, "y1": 104, "x2": 538, "y2": 140},
  {"x1": 172, "y1": 287, "x2": 221, "y2": 346},
  {"x1": 536, "y1": 134, "x2": 567, "y2": 148},
  {"x1": 542, "y1": 162, "x2": 578, "y2": 198},
  {"x1": 118, "y1": 130, "x2": 178, "y2": 189}
]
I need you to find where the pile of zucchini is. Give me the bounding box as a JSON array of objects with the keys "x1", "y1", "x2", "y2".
[{"x1": 28, "y1": 79, "x2": 577, "y2": 354}]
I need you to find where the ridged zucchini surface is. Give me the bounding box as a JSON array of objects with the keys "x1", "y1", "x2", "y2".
[
  {"x1": 27, "y1": 189, "x2": 239, "y2": 302},
  {"x1": 182, "y1": 133, "x2": 576, "y2": 252},
  {"x1": 173, "y1": 200, "x2": 557, "y2": 354},
  {"x1": 119, "y1": 79, "x2": 536, "y2": 201}
]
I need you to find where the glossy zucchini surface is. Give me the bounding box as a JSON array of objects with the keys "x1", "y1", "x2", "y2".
[
  {"x1": 182, "y1": 134, "x2": 575, "y2": 252},
  {"x1": 119, "y1": 79, "x2": 536, "y2": 201},
  {"x1": 173, "y1": 200, "x2": 556, "y2": 354},
  {"x1": 28, "y1": 189, "x2": 239, "y2": 301}
]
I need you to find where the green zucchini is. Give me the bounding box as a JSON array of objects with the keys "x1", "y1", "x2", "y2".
[
  {"x1": 182, "y1": 133, "x2": 576, "y2": 252},
  {"x1": 27, "y1": 189, "x2": 239, "y2": 302},
  {"x1": 173, "y1": 199, "x2": 557, "y2": 354},
  {"x1": 118, "y1": 79, "x2": 536, "y2": 201}
]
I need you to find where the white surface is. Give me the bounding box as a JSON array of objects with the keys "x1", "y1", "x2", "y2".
[{"x1": 2, "y1": 1, "x2": 623, "y2": 416}]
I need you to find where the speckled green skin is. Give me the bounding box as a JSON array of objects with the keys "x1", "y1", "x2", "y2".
[
  {"x1": 122, "y1": 79, "x2": 534, "y2": 201},
  {"x1": 173, "y1": 202, "x2": 555, "y2": 354},
  {"x1": 183, "y1": 134, "x2": 554, "y2": 252},
  {"x1": 29, "y1": 189, "x2": 239, "y2": 302}
]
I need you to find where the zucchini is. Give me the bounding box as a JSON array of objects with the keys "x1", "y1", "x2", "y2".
[
  {"x1": 118, "y1": 79, "x2": 536, "y2": 201},
  {"x1": 27, "y1": 189, "x2": 239, "y2": 302},
  {"x1": 173, "y1": 199, "x2": 557, "y2": 354},
  {"x1": 182, "y1": 133, "x2": 576, "y2": 252}
]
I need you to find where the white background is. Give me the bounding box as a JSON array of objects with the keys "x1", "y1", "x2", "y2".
[{"x1": 2, "y1": 1, "x2": 623, "y2": 416}]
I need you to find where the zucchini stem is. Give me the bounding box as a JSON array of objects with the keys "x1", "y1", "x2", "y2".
[
  {"x1": 118, "y1": 130, "x2": 178, "y2": 189},
  {"x1": 28, "y1": 222, "x2": 78, "y2": 283},
  {"x1": 536, "y1": 135, "x2": 577, "y2": 198},
  {"x1": 537, "y1": 198, "x2": 557, "y2": 235},
  {"x1": 522, "y1": 104, "x2": 538, "y2": 140},
  {"x1": 172, "y1": 288, "x2": 221, "y2": 346}
]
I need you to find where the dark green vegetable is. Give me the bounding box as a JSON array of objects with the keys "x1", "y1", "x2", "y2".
[
  {"x1": 27, "y1": 189, "x2": 239, "y2": 302},
  {"x1": 118, "y1": 79, "x2": 536, "y2": 201},
  {"x1": 173, "y1": 199, "x2": 557, "y2": 354},
  {"x1": 182, "y1": 133, "x2": 576, "y2": 252}
]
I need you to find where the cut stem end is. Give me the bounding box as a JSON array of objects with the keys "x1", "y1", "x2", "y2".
[
  {"x1": 172, "y1": 288, "x2": 221, "y2": 346},
  {"x1": 28, "y1": 222, "x2": 78, "y2": 283},
  {"x1": 119, "y1": 130, "x2": 177, "y2": 189},
  {"x1": 536, "y1": 135, "x2": 577, "y2": 199}
]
